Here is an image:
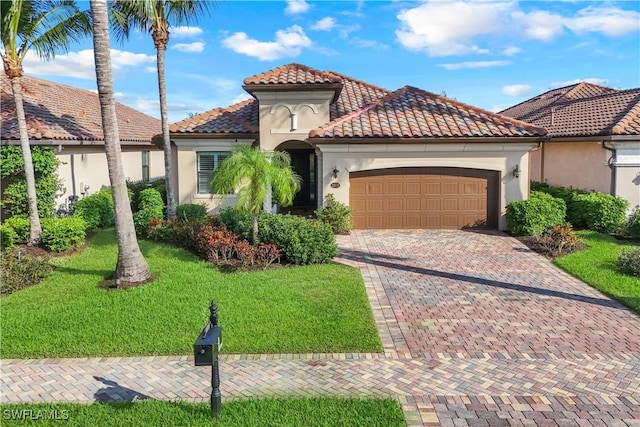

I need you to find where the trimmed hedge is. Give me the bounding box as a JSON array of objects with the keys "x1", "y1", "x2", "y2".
[
  {"x1": 618, "y1": 248, "x2": 640, "y2": 277},
  {"x1": 73, "y1": 189, "x2": 115, "y2": 229},
  {"x1": 626, "y1": 210, "x2": 640, "y2": 238},
  {"x1": 176, "y1": 203, "x2": 207, "y2": 222},
  {"x1": 258, "y1": 214, "x2": 337, "y2": 264},
  {"x1": 530, "y1": 182, "x2": 628, "y2": 232},
  {"x1": 127, "y1": 178, "x2": 166, "y2": 212},
  {"x1": 0, "y1": 224, "x2": 17, "y2": 251},
  {"x1": 41, "y1": 217, "x2": 86, "y2": 252},
  {"x1": 506, "y1": 191, "x2": 567, "y2": 236},
  {"x1": 133, "y1": 188, "x2": 164, "y2": 233},
  {"x1": 2, "y1": 216, "x2": 30, "y2": 244},
  {"x1": 219, "y1": 207, "x2": 263, "y2": 241},
  {"x1": 574, "y1": 192, "x2": 628, "y2": 233}
]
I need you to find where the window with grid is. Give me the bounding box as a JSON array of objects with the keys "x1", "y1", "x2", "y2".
[
  {"x1": 141, "y1": 151, "x2": 149, "y2": 181},
  {"x1": 197, "y1": 152, "x2": 229, "y2": 194}
]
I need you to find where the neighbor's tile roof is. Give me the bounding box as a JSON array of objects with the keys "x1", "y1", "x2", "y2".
[
  {"x1": 1, "y1": 74, "x2": 160, "y2": 144},
  {"x1": 170, "y1": 98, "x2": 258, "y2": 134},
  {"x1": 309, "y1": 86, "x2": 546, "y2": 139},
  {"x1": 500, "y1": 82, "x2": 640, "y2": 137},
  {"x1": 243, "y1": 63, "x2": 342, "y2": 85},
  {"x1": 171, "y1": 64, "x2": 390, "y2": 135}
]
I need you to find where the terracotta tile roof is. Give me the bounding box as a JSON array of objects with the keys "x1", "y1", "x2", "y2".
[
  {"x1": 243, "y1": 63, "x2": 341, "y2": 85},
  {"x1": 170, "y1": 98, "x2": 258, "y2": 134},
  {"x1": 171, "y1": 65, "x2": 390, "y2": 135},
  {"x1": 309, "y1": 86, "x2": 546, "y2": 139},
  {"x1": 1, "y1": 74, "x2": 160, "y2": 144},
  {"x1": 500, "y1": 83, "x2": 640, "y2": 137}
]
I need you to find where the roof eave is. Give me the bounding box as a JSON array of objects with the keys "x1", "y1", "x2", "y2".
[{"x1": 242, "y1": 83, "x2": 344, "y2": 103}]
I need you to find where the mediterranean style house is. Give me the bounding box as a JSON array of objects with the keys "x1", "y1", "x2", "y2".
[
  {"x1": 169, "y1": 63, "x2": 546, "y2": 230},
  {"x1": 500, "y1": 83, "x2": 640, "y2": 213},
  {"x1": 1, "y1": 74, "x2": 163, "y2": 211}
]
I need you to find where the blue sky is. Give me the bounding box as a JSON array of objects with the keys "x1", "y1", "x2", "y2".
[{"x1": 23, "y1": 0, "x2": 640, "y2": 123}]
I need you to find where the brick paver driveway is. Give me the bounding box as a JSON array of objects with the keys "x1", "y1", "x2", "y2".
[
  {"x1": 2, "y1": 229, "x2": 638, "y2": 426},
  {"x1": 338, "y1": 229, "x2": 640, "y2": 426}
]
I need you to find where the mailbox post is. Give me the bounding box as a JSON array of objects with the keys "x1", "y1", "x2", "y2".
[{"x1": 194, "y1": 300, "x2": 223, "y2": 416}]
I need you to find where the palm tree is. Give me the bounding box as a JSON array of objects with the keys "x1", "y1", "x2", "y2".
[
  {"x1": 89, "y1": 0, "x2": 151, "y2": 284},
  {"x1": 211, "y1": 146, "x2": 301, "y2": 242},
  {"x1": 1, "y1": 0, "x2": 90, "y2": 244},
  {"x1": 110, "y1": 0, "x2": 212, "y2": 219}
]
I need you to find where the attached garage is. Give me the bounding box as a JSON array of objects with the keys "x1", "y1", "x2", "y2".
[{"x1": 350, "y1": 167, "x2": 499, "y2": 229}]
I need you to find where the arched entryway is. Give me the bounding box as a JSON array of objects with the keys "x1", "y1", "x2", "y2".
[{"x1": 275, "y1": 140, "x2": 317, "y2": 209}]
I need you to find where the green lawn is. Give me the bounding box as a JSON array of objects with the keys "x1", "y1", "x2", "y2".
[
  {"x1": 554, "y1": 231, "x2": 640, "y2": 313},
  {"x1": 0, "y1": 398, "x2": 405, "y2": 427},
  {"x1": 0, "y1": 230, "x2": 381, "y2": 358}
]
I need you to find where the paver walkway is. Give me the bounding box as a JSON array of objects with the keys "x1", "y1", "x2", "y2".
[{"x1": 2, "y1": 230, "x2": 639, "y2": 426}]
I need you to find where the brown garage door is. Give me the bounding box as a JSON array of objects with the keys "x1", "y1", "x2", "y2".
[{"x1": 350, "y1": 167, "x2": 499, "y2": 229}]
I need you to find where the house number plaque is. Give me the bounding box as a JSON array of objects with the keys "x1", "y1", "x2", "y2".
[{"x1": 330, "y1": 182, "x2": 340, "y2": 188}]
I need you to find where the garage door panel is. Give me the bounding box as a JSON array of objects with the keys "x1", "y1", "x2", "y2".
[{"x1": 350, "y1": 167, "x2": 498, "y2": 229}]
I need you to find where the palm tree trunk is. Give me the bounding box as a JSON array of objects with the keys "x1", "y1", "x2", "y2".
[
  {"x1": 252, "y1": 215, "x2": 259, "y2": 243},
  {"x1": 90, "y1": 0, "x2": 150, "y2": 284},
  {"x1": 9, "y1": 76, "x2": 41, "y2": 244},
  {"x1": 156, "y1": 43, "x2": 176, "y2": 219}
]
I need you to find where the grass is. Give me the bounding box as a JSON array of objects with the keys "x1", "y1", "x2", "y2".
[
  {"x1": 0, "y1": 229, "x2": 381, "y2": 358},
  {"x1": 0, "y1": 398, "x2": 406, "y2": 426},
  {"x1": 554, "y1": 231, "x2": 640, "y2": 313}
]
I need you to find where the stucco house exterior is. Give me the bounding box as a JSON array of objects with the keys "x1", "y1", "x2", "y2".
[
  {"x1": 169, "y1": 63, "x2": 546, "y2": 230},
  {"x1": 500, "y1": 83, "x2": 640, "y2": 213},
  {"x1": 1, "y1": 74, "x2": 163, "y2": 212}
]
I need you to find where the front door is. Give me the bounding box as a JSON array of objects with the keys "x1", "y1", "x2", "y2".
[{"x1": 287, "y1": 149, "x2": 316, "y2": 208}]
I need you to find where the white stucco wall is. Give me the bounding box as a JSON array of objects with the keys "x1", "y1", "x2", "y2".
[
  {"x1": 173, "y1": 138, "x2": 254, "y2": 213},
  {"x1": 315, "y1": 142, "x2": 535, "y2": 230},
  {"x1": 613, "y1": 140, "x2": 640, "y2": 212},
  {"x1": 54, "y1": 146, "x2": 163, "y2": 209}
]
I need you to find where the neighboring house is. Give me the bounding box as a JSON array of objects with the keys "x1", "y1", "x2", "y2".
[
  {"x1": 1, "y1": 74, "x2": 163, "y2": 212},
  {"x1": 500, "y1": 83, "x2": 640, "y2": 212},
  {"x1": 169, "y1": 63, "x2": 546, "y2": 230}
]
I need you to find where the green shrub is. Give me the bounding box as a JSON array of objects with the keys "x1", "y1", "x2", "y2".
[
  {"x1": 315, "y1": 193, "x2": 353, "y2": 234},
  {"x1": 133, "y1": 188, "x2": 164, "y2": 233},
  {"x1": 40, "y1": 217, "x2": 86, "y2": 252},
  {"x1": 0, "y1": 224, "x2": 17, "y2": 251},
  {"x1": 0, "y1": 249, "x2": 54, "y2": 294},
  {"x1": 176, "y1": 203, "x2": 207, "y2": 222},
  {"x1": 574, "y1": 192, "x2": 628, "y2": 233},
  {"x1": 219, "y1": 207, "x2": 258, "y2": 241},
  {"x1": 3, "y1": 216, "x2": 30, "y2": 243},
  {"x1": 73, "y1": 189, "x2": 115, "y2": 229},
  {"x1": 530, "y1": 182, "x2": 588, "y2": 227},
  {"x1": 127, "y1": 178, "x2": 166, "y2": 211},
  {"x1": 617, "y1": 248, "x2": 640, "y2": 277},
  {"x1": 258, "y1": 214, "x2": 337, "y2": 264},
  {"x1": 626, "y1": 210, "x2": 640, "y2": 238},
  {"x1": 506, "y1": 191, "x2": 566, "y2": 236}
]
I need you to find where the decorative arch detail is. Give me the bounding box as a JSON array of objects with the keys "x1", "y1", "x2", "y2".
[{"x1": 269, "y1": 102, "x2": 319, "y2": 131}]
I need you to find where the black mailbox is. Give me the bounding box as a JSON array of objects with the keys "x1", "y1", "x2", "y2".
[
  {"x1": 194, "y1": 324, "x2": 222, "y2": 366},
  {"x1": 194, "y1": 300, "x2": 223, "y2": 417}
]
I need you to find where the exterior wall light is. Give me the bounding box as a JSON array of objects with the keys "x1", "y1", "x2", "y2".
[
  {"x1": 513, "y1": 164, "x2": 520, "y2": 178},
  {"x1": 332, "y1": 166, "x2": 339, "y2": 179}
]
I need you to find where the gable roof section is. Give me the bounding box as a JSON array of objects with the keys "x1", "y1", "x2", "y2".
[
  {"x1": 309, "y1": 86, "x2": 546, "y2": 140},
  {"x1": 171, "y1": 65, "x2": 391, "y2": 135},
  {"x1": 500, "y1": 82, "x2": 640, "y2": 137},
  {"x1": 243, "y1": 63, "x2": 342, "y2": 85},
  {"x1": 1, "y1": 74, "x2": 160, "y2": 144},
  {"x1": 170, "y1": 98, "x2": 258, "y2": 135}
]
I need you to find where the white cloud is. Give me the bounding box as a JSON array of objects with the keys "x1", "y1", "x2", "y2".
[
  {"x1": 396, "y1": 1, "x2": 508, "y2": 56},
  {"x1": 23, "y1": 49, "x2": 155, "y2": 79},
  {"x1": 551, "y1": 78, "x2": 609, "y2": 87},
  {"x1": 502, "y1": 84, "x2": 532, "y2": 97},
  {"x1": 348, "y1": 38, "x2": 388, "y2": 50},
  {"x1": 285, "y1": 0, "x2": 310, "y2": 15},
  {"x1": 567, "y1": 7, "x2": 640, "y2": 36},
  {"x1": 171, "y1": 42, "x2": 205, "y2": 53},
  {"x1": 231, "y1": 92, "x2": 253, "y2": 105},
  {"x1": 311, "y1": 17, "x2": 336, "y2": 31},
  {"x1": 222, "y1": 25, "x2": 312, "y2": 61},
  {"x1": 502, "y1": 46, "x2": 522, "y2": 56},
  {"x1": 513, "y1": 10, "x2": 565, "y2": 41},
  {"x1": 171, "y1": 26, "x2": 203, "y2": 39},
  {"x1": 437, "y1": 60, "x2": 510, "y2": 70}
]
